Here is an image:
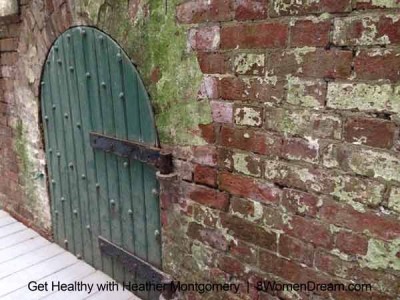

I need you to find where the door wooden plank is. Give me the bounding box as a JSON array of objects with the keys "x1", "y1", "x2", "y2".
[
  {"x1": 92, "y1": 29, "x2": 115, "y2": 278},
  {"x1": 58, "y1": 35, "x2": 84, "y2": 258},
  {"x1": 0, "y1": 251, "x2": 77, "y2": 297},
  {"x1": 42, "y1": 62, "x2": 65, "y2": 246},
  {"x1": 3, "y1": 261, "x2": 95, "y2": 300},
  {"x1": 0, "y1": 216, "x2": 16, "y2": 228},
  {"x1": 80, "y1": 28, "x2": 107, "y2": 271},
  {"x1": 0, "y1": 243, "x2": 65, "y2": 279},
  {"x1": 0, "y1": 229, "x2": 38, "y2": 250},
  {"x1": 0, "y1": 236, "x2": 49, "y2": 264},
  {"x1": 65, "y1": 28, "x2": 93, "y2": 265},
  {"x1": 49, "y1": 42, "x2": 75, "y2": 253}
]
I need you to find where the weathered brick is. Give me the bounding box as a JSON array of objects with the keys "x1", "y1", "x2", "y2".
[
  {"x1": 218, "y1": 76, "x2": 284, "y2": 103},
  {"x1": 388, "y1": 187, "x2": 400, "y2": 213},
  {"x1": 319, "y1": 199, "x2": 400, "y2": 240},
  {"x1": 270, "y1": 0, "x2": 352, "y2": 17},
  {"x1": 282, "y1": 188, "x2": 320, "y2": 217},
  {"x1": 282, "y1": 137, "x2": 319, "y2": 164},
  {"x1": 219, "y1": 171, "x2": 281, "y2": 204},
  {"x1": 354, "y1": 49, "x2": 400, "y2": 82},
  {"x1": 229, "y1": 239, "x2": 258, "y2": 264},
  {"x1": 0, "y1": 38, "x2": 18, "y2": 51},
  {"x1": 217, "y1": 255, "x2": 247, "y2": 278},
  {"x1": 187, "y1": 222, "x2": 228, "y2": 251},
  {"x1": 335, "y1": 231, "x2": 368, "y2": 255},
  {"x1": 234, "y1": 0, "x2": 267, "y2": 21},
  {"x1": 259, "y1": 250, "x2": 331, "y2": 285},
  {"x1": 0, "y1": 52, "x2": 18, "y2": 65},
  {"x1": 188, "y1": 26, "x2": 220, "y2": 51},
  {"x1": 221, "y1": 23, "x2": 288, "y2": 49},
  {"x1": 176, "y1": 0, "x2": 233, "y2": 23},
  {"x1": 194, "y1": 164, "x2": 217, "y2": 187},
  {"x1": 279, "y1": 234, "x2": 314, "y2": 266},
  {"x1": 184, "y1": 183, "x2": 230, "y2": 210},
  {"x1": 230, "y1": 197, "x2": 265, "y2": 224},
  {"x1": 355, "y1": 0, "x2": 400, "y2": 9},
  {"x1": 286, "y1": 77, "x2": 326, "y2": 109},
  {"x1": 285, "y1": 215, "x2": 333, "y2": 248},
  {"x1": 198, "y1": 76, "x2": 220, "y2": 99},
  {"x1": 344, "y1": 117, "x2": 396, "y2": 149},
  {"x1": 264, "y1": 107, "x2": 342, "y2": 139},
  {"x1": 197, "y1": 52, "x2": 229, "y2": 74},
  {"x1": 267, "y1": 48, "x2": 352, "y2": 79},
  {"x1": 199, "y1": 123, "x2": 216, "y2": 144},
  {"x1": 290, "y1": 19, "x2": 331, "y2": 47},
  {"x1": 221, "y1": 151, "x2": 262, "y2": 177},
  {"x1": 264, "y1": 159, "x2": 385, "y2": 206},
  {"x1": 233, "y1": 53, "x2": 265, "y2": 75},
  {"x1": 327, "y1": 82, "x2": 400, "y2": 113},
  {"x1": 192, "y1": 145, "x2": 217, "y2": 166},
  {"x1": 220, "y1": 126, "x2": 283, "y2": 156},
  {"x1": 333, "y1": 14, "x2": 400, "y2": 46},
  {"x1": 323, "y1": 144, "x2": 400, "y2": 183},
  {"x1": 220, "y1": 213, "x2": 277, "y2": 250},
  {"x1": 210, "y1": 100, "x2": 233, "y2": 123},
  {"x1": 234, "y1": 105, "x2": 263, "y2": 127}
]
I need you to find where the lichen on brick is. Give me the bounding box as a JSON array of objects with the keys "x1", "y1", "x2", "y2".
[
  {"x1": 234, "y1": 106, "x2": 262, "y2": 127},
  {"x1": 388, "y1": 187, "x2": 400, "y2": 213},
  {"x1": 76, "y1": 0, "x2": 212, "y2": 145},
  {"x1": 360, "y1": 238, "x2": 400, "y2": 271},
  {"x1": 327, "y1": 82, "x2": 400, "y2": 113},
  {"x1": 234, "y1": 53, "x2": 265, "y2": 75},
  {"x1": 358, "y1": 0, "x2": 400, "y2": 8},
  {"x1": 286, "y1": 75, "x2": 324, "y2": 108},
  {"x1": 232, "y1": 152, "x2": 261, "y2": 177}
]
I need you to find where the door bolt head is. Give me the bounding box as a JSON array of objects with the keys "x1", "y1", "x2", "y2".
[
  {"x1": 57, "y1": 59, "x2": 62, "y2": 65},
  {"x1": 68, "y1": 162, "x2": 74, "y2": 168},
  {"x1": 86, "y1": 72, "x2": 91, "y2": 78},
  {"x1": 123, "y1": 161, "x2": 129, "y2": 168},
  {"x1": 64, "y1": 113, "x2": 69, "y2": 118},
  {"x1": 52, "y1": 104, "x2": 56, "y2": 110},
  {"x1": 77, "y1": 254, "x2": 82, "y2": 259},
  {"x1": 128, "y1": 209, "x2": 133, "y2": 216},
  {"x1": 81, "y1": 30, "x2": 86, "y2": 36},
  {"x1": 44, "y1": 115, "x2": 49, "y2": 121},
  {"x1": 86, "y1": 225, "x2": 91, "y2": 230},
  {"x1": 152, "y1": 188, "x2": 159, "y2": 196},
  {"x1": 73, "y1": 209, "x2": 78, "y2": 215},
  {"x1": 76, "y1": 122, "x2": 81, "y2": 128},
  {"x1": 110, "y1": 199, "x2": 115, "y2": 206},
  {"x1": 54, "y1": 45, "x2": 59, "y2": 51},
  {"x1": 49, "y1": 148, "x2": 52, "y2": 153},
  {"x1": 55, "y1": 210, "x2": 58, "y2": 215},
  {"x1": 101, "y1": 82, "x2": 106, "y2": 88},
  {"x1": 96, "y1": 183, "x2": 100, "y2": 189},
  {"x1": 69, "y1": 66, "x2": 74, "y2": 72},
  {"x1": 64, "y1": 239, "x2": 68, "y2": 245},
  {"x1": 119, "y1": 92, "x2": 124, "y2": 99},
  {"x1": 52, "y1": 179, "x2": 56, "y2": 185},
  {"x1": 154, "y1": 230, "x2": 160, "y2": 237},
  {"x1": 81, "y1": 174, "x2": 86, "y2": 180},
  {"x1": 66, "y1": 34, "x2": 71, "y2": 39},
  {"x1": 41, "y1": 81, "x2": 45, "y2": 86},
  {"x1": 61, "y1": 197, "x2": 65, "y2": 202},
  {"x1": 57, "y1": 152, "x2": 61, "y2": 157}
]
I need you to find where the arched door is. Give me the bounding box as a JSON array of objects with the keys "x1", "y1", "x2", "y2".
[{"x1": 40, "y1": 26, "x2": 170, "y2": 299}]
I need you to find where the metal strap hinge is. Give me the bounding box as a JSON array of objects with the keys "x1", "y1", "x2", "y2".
[{"x1": 90, "y1": 132, "x2": 173, "y2": 174}]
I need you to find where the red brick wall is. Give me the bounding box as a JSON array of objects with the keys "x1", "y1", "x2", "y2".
[
  {"x1": 0, "y1": 0, "x2": 72, "y2": 238},
  {"x1": 160, "y1": 1, "x2": 400, "y2": 299}
]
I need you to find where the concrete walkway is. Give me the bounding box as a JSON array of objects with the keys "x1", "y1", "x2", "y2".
[{"x1": 0, "y1": 210, "x2": 140, "y2": 300}]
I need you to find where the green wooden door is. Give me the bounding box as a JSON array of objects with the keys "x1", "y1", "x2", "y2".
[{"x1": 40, "y1": 26, "x2": 163, "y2": 298}]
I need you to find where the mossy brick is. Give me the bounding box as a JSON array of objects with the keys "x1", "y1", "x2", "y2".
[
  {"x1": 267, "y1": 48, "x2": 352, "y2": 79},
  {"x1": 234, "y1": 105, "x2": 263, "y2": 127},
  {"x1": 270, "y1": 0, "x2": 352, "y2": 17},
  {"x1": 286, "y1": 76, "x2": 326, "y2": 108},
  {"x1": 356, "y1": 0, "x2": 400, "y2": 9},
  {"x1": 333, "y1": 14, "x2": 400, "y2": 46},
  {"x1": 323, "y1": 144, "x2": 400, "y2": 182},
  {"x1": 326, "y1": 82, "x2": 400, "y2": 113},
  {"x1": 264, "y1": 107, "x2": 342, "y2": 139},
  {"x1": 388, "y1": 187, "x2": 400, "y2": 213},
  {"x1": 264, "y1": 159, "x2": 385, "y2": 207}
]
